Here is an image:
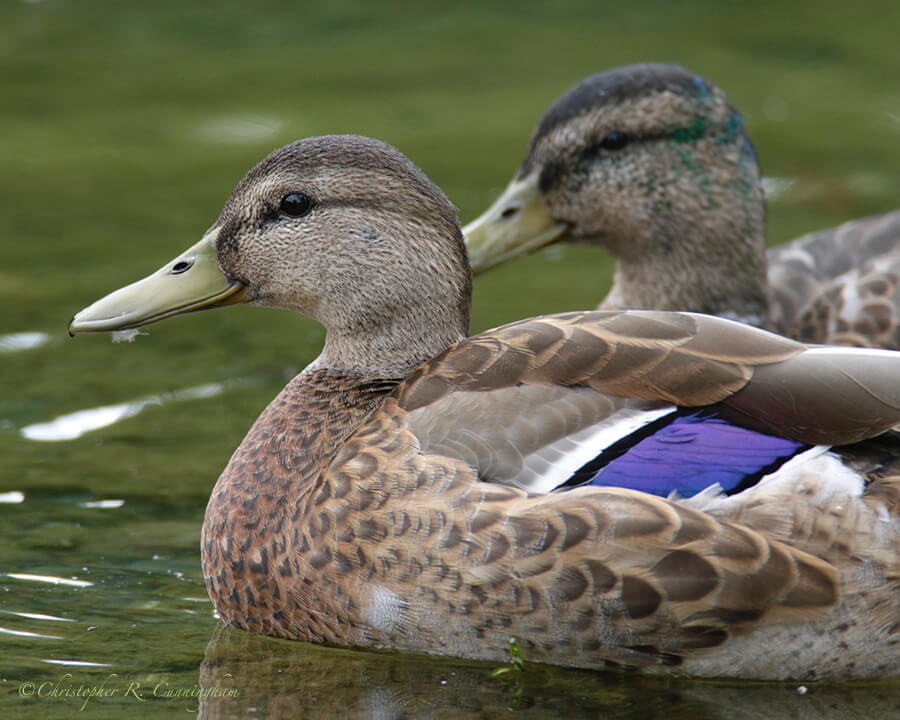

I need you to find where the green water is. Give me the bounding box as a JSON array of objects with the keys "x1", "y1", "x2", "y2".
[{"x1": 2, "y1": 0, "x2": 899, "y2": 717}]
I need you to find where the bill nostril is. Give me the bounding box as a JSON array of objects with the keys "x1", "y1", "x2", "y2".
[{"x1": 500, "y1": 206, "x2": 520, "y2": 220}]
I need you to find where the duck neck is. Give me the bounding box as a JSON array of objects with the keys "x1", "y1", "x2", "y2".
[
  {"x1": 601, "y1": 224, "x2": 773, "y2": 327},
  {"x1": 599, "y1": 176, "x2": 773, "y2": 328},
  {"x1": 312, "y1": 305, "x2": 468, "y2": 379}
]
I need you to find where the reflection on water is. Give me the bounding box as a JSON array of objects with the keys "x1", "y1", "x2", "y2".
[
  {"x1": 0, "y1": 611, "x2": 76, "y2": 623},
  {"x1": 81, "y1": 499, "x2": 125, "y2": 509},
  {"x1": 198, "y1": 626, "x2": 665, "y2": 720},
  {"x1": 6, "y1": 573, "x2": 94, "y2": 587},
  {"x1": 42, "y1": 659, "x2": 112, "y2": 667},
  {"x1": 193, "y1": 114, "x2": 286, "y2": 144},
  {"x1": 197, "y1": 626, "x2": 900, "y2": 720},
  {"x1": 0, "y1": 626, "x2": 65, "y2": 640},
  {"x1": 19, "y1": 379, "x2": 256, "y2": 441},
  {"x1": 0, "y1": 332, "x2": 50, "y2": 353},
  {"x1": 21, "y1": 399, "x2": 148, "y2": 440},
  {"x1": 762, "y1": 177, "x2": 795, "y2": 200}
]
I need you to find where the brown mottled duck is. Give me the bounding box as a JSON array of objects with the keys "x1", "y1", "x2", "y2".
[
  {"x1": 70, "y1": 135, "x2": 900, "y2": 680},
  {"x1": 464, "y1": 63, "x2": 900, "y2": 348}
]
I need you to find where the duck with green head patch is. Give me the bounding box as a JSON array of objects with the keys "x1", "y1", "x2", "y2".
[
  {"x1": 465, "y1": 63, "x2": 900, "y2": 348},
  {"x1": 70, "y1": 135, "x2": 900, "y2": 680}
]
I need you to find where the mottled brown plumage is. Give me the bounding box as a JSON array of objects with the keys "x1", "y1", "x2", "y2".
[
  {"x1": 769, "y1": 212, "x2": 900, "y2": 347},
  {"x1": 70, "y1": 135, "x2": 900, "y2": 680},
  {"x1": 464, "y1": 63, "x2": 900, "y2": 349}
]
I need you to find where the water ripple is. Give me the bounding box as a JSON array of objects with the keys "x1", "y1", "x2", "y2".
[
  {"x1": 762, "y1": 176, "x2": 795, "y2": 199},
  {"x1": 0, "y1": 331, "x2": 50, "y2": 353},
  {"x1": 1, "y1": 610, "x2": 76, "y2": 622},
  {"x1": 194, "y1": 114, "x2": 285, "y2": 144},
  {"x1": 20, "y1": 378, "x2": 256, "y2": 442},
  {"x1": 6, "y1": 573, "x2": 94, "y2": 587},
  {"x1": 81, "y1": 499, "x2": 126, "y2": 509},
  {"x1": 42, "y1": 659, "x2": 112, "y2": 667},
  {"x1": 0, "y1": 626, "x2": 64, "y2": 640}
]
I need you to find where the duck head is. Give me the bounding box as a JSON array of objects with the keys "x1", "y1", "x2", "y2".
[
  {"x1": 464, "y1": 64, "x2": 770, "y2": 323},
  {"x1": 70, "y1": 135, "x2": 472, "y2": 376}
]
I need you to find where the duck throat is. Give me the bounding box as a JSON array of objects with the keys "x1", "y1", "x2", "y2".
[
  {"x1": 200, "y1": 367, "x2": 400, "y2": 637},
  {"x1": 313, "y1": 305, "x2": 468, "y2": 378},
  {"x1": 599, "y1": 201, "x2": 772, "y2": 327},
  {"x1": 601, "y1": 239, "x2": 773, "y2": 327}
]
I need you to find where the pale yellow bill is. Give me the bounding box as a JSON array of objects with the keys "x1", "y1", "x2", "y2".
[
  {"x1": 68, "y1": 228, "x2": 249, "y2": 336},
  {"x1": 462, "y1": 172, "x2": 569, "y2": 274}
]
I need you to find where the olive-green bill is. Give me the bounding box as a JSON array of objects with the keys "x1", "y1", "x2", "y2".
[
  {"x1": 68, "y1": 228, "x2": 249, "y2": 336},
  {"x1": 462, "y1": 172, "x2": 569, "y2": 274}
]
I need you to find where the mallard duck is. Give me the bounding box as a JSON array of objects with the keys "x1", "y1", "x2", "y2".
[
  {"x1": 69, "y1": 135, "x2": 900, "y2": 680},
  {"x1": 464, "y1": 63, "x2": 900, "y2": 349}
]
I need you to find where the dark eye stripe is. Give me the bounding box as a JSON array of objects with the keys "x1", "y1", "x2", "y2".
[{"x1": 537, "y1": 124, "x2": 711, "y2": 195}]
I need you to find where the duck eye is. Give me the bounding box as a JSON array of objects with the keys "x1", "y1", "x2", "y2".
[
  {"x1": 599, "y1": 131, "x2": 629, "y2": 151},
  {"x1": 279, "y1": 192, "x2": 313, "y2": 217}
]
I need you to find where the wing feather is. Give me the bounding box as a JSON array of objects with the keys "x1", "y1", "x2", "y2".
[
  {"x1": 400, "y1": 311, "x2": 900, "y2": 477},
  {"x1": 320, "y1": 310, "x2": 900, "y2": 673},
  {"x1": 326, "y1": 403, "x2": 839, "y2": 667}
]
